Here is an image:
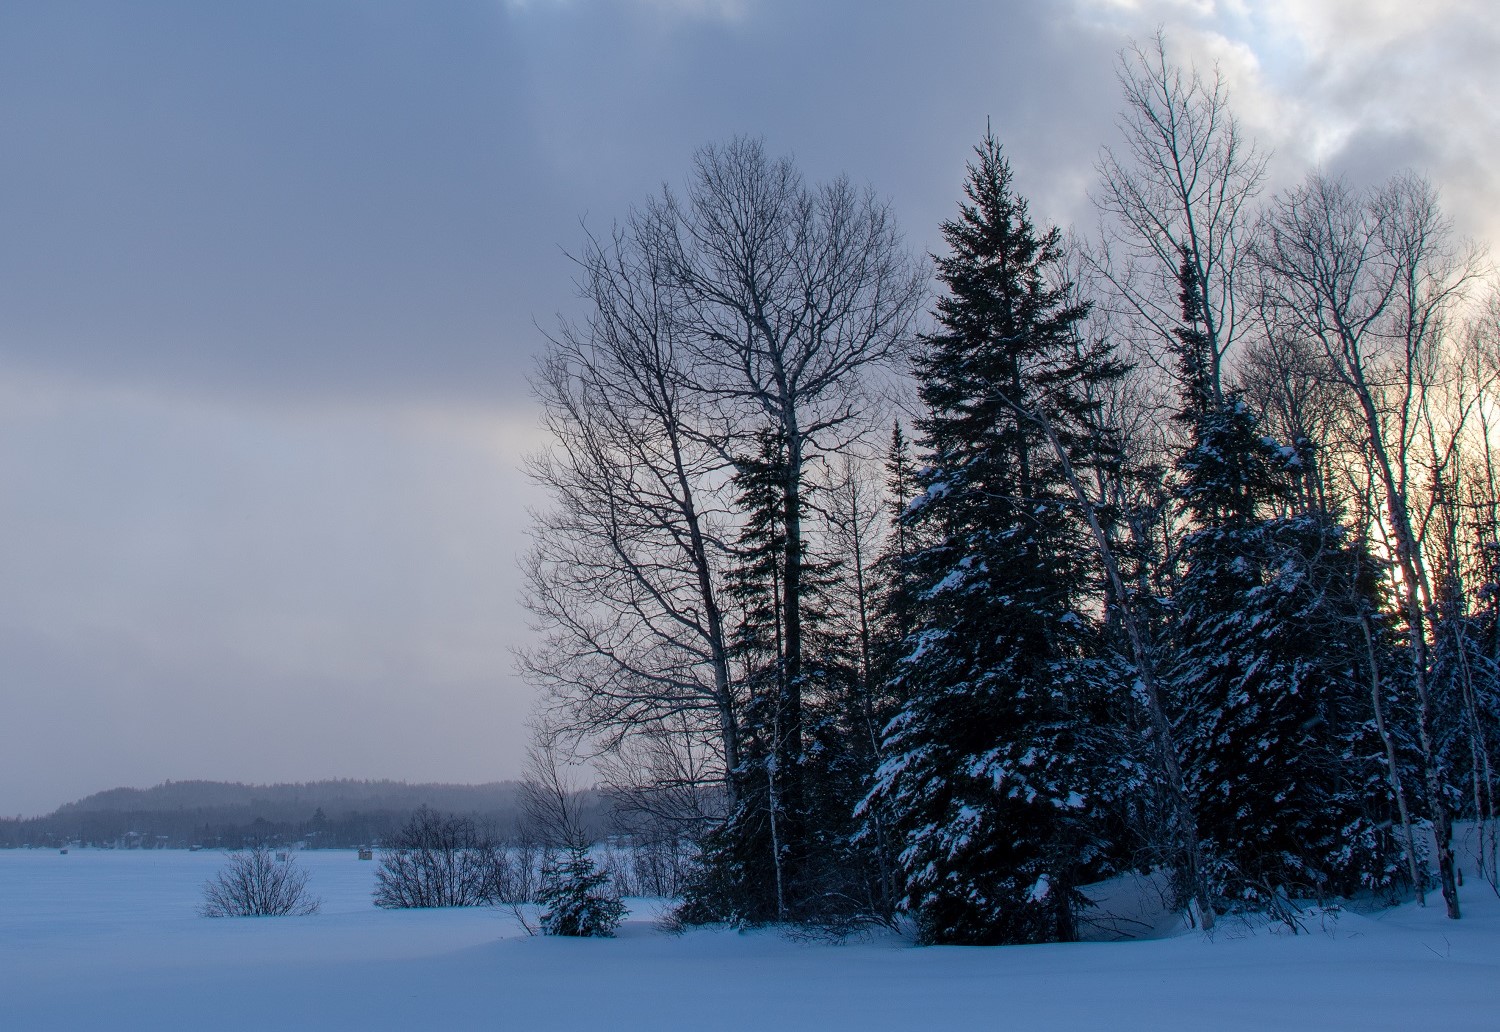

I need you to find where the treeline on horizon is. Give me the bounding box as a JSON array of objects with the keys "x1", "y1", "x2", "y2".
[
  {"x1": 0, "y1": 779, "x2": 613, "y2": 850},
  {"x1": 521, "y1": 34, "x2": 1500, "y2": 944}
]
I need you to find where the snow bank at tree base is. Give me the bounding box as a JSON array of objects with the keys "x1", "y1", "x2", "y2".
[{"x1": 2, "y1": 846, "x2": 1495, "y2": 1032}]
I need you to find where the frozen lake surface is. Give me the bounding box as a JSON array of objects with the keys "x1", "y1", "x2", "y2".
[{"x1": 2, "y1": 847, "x2": 1497, "y2": 1031}]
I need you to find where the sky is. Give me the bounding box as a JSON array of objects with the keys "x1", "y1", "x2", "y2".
[{"x1": 1, "y1": 0, "x2": 1495, "y2": 816}]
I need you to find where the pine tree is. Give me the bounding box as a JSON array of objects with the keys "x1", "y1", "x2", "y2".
[
  {"x1": 682, "y1": 429, "x2": 795, "y2": 924},
  {"x1": 682, "y1": 428, "x2": 876, "y2": 924},
  {"x1": 1167, "y1": 251, "x2": 1400, "y2": 908},
  {"x1": 867, "y1": 133, "x2": 1121, "y2": 945},
  {"x1": 868, "y1": 421, "x2": 921, "y2": 712},
  {"x1": 538, "y1": 846, "x2": 627, "y2": 937}
]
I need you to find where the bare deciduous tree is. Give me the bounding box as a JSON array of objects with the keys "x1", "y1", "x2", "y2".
[
  {"x1": 1256, "y1": 170, "x2": 1481, "y2": 918},
  {"x1": 523, "y1": 139, "x2": 924, "y2": 895},
  {"x1": 522, "y1": 212, "x2": 742, "y2": 802},
  {"x1": 1093, "y1": 31, "x2": 1267, "y2": 399},
  {"x1": 521, "y1": 736, "x2": 595, "y2": 852},
  {"x1": 660, "y1": 137, "x2": 926, "y2": 828}
]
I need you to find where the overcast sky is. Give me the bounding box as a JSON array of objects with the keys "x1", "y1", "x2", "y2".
[{"x1": 1, "y1": 0, "x2": 1495, "y2": 816}]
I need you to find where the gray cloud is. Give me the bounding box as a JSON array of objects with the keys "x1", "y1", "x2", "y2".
[
  {"x1": 0, "y1": 2, "x2": 1129, "y2": 408},
  {"x1": 0, "y1": 376, "x2": 538, "y2": 815},
  {"x1": 0, "y1": 3, "x2": 562, "y2": 407},
  {"x1": 1074, "y1": 0, "x2": 1500, "y2": 243}
]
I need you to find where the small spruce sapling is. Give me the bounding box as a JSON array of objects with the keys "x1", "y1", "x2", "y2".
[{"x1": 538, "y1": 846, "x2": 627, "y2": 937}]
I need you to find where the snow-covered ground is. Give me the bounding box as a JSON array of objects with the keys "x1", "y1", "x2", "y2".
[{"x1": 2, "y1": 846, "x2": 1496, "y2": 1031}]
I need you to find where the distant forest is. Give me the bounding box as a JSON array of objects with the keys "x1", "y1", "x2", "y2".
[{"x1": 0, "y1": 779, "x2": 608, "y2": 849}]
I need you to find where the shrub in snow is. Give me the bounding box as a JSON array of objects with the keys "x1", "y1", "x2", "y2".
[
  {"x1": 200, "y1": 844, "x2": 321, "y2": 917},
  {"x1": 373, "y1": 806, "x2": 503, "y2": 909},
  {"x1": 538, "y1": 846, "x2": 626, "y2": 937},
  {"x1": 620, "y1": 832, "x2": 695, "y2": 899}
]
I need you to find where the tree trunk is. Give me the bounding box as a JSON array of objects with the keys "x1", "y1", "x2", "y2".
[
  {"x1": 1361, "y1": 615, "x2": 1425, "y2": 903},
  {"x1": 777, "y1": 431, "x2": 805, "y2": 901},
  {"x1": 1356, "y1": 383, "x2": 1461, "y2": 918}
]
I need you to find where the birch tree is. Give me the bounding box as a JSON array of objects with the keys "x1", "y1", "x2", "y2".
[
  {"x1": 522, "y1": 217, "x2": 741, "y2": 805},
  {"x1": 1256, "y1": 171, "x2": 1478, "y2": 918},
  {"x1": 659, "y1": 138, "x2": 925, "y2": 897},
  {"x1": 525, "y1": 139, "x2": 923, "y2": 923},
  {"x1": 1094, "y1": 32, "x2": 1267, "y2": 400}
]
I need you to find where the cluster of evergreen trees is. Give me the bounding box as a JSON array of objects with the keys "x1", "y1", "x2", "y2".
[{"x1": 525, "y1": 43, "x2": 1500, "y2": 944}]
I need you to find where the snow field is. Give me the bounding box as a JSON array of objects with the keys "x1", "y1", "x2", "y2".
[{"x1": 1, "y1": 847, "x2": 1496, "y2": 1031}]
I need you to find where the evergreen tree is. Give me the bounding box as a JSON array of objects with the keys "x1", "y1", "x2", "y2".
[
  {"x1": 683, "y1": 429, "x2": 795, "y2": 924},
  {"x1": 867, "y1": 423, "x2": 919, "y2": 680},
  {"x1": 867, "y1": 133, "x2": 1122, "y2": 945},
  {"x1": 538, "y1": 846, "x2": 627, "y2": 937},
  {"x1": 1167, "y1": 251, "x2": 1401, "y2": 907},
  {"x1": 1430, "y1": 566, "x2": 1500, "y2": 875},
  {"x1": 683, "y1": 428, "x2": 879, "y2": 925}
]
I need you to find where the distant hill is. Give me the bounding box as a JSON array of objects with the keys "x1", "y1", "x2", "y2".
[
  {"x1": 0, "y1": 778, "x2": 609, "y2": 849},
  {"x1": 56, "y1": 779, "x2": 525, "y2": 817}
]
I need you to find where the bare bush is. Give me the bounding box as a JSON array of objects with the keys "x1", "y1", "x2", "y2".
[
  {"x1": 200, "y1": 844, "x2": 320, "y2": 917},
  {"x1": 372, "y1": 807, "x2": 503, "y2": 909},
  {"x1": 487, "y1": 833, "x2": 547, "y2": 905},
  {"x1": 595, "y1": 834, "x2": 696, "y2": 899}
]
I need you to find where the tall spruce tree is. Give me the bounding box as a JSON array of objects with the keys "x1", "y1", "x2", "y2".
[
  {"x1": 683, "y1": 429, "x2": 797, "y2": 923},
  {"x1": 683, "y1": 428, "x2": 880, "y2": 924},
  {"x1": 867, "y1": 134, "x2": 1122, "y2": 945},
  {"x1": 869, "y1": 422, "x2": 920, "y2": 693},
  {"x1": 1167, "y1": 252, "x2": 1401, "y2": 908}
]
